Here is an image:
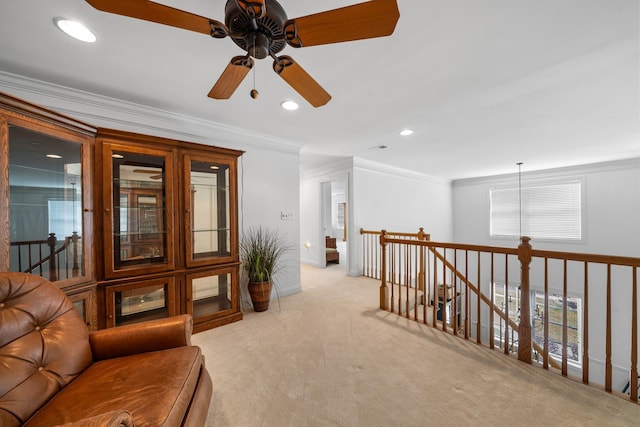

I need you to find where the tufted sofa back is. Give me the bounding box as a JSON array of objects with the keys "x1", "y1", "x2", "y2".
[{"x1": 0, "y1": 273, "x2": 93, "y2": 427}]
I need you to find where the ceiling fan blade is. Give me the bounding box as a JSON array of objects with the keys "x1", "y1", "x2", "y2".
[
  {"x1": 85, "y1": 0, "x2": 229, "y2": 37},
  {"x1": 283, "y1": 0, "x2": 399, "y2": 48},
  {"x1": 273, "y1": 56, "x2": 331, "y2": 108},
  {"x1": 208, "y1": 56, "x2": 254, "y2": 99}
]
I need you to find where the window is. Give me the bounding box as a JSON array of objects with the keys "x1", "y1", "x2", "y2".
[
  {"x1": 492, "y1": 282, "x2": 521, "y2": 352},
  {"x1": 492, "y1": 283, "x2": 582, "y2": 367},
  {"x1": 490, "y1": 181, "x2": 582, "y2": 240},
  {"x1": 532, "y1": 291, "x2": 582, "y2": 366}
]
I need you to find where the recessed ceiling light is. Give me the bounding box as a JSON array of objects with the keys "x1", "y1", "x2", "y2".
[
  {"x1": 46, "y1": 154, "x2": 62, "y2": 159},
  {"x1": 54, "y1": 18, "x2": 97, "y2": 43},
  {"x1": 281, "y1": 100, "x2": 299, "y2": 111},
  {"x1": 112, "y1": 154, "x2": 124, "y2": 159},
  {"x1": 210, "y1": 165, "x2": 220, "y2": 170},
  {"x1": 400, "y1": 129, "x2": 414, "y2": 136}
]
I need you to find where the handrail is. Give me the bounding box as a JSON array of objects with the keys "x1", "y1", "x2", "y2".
[
  {"x1": 427, "y1": 243, "x2": 562, "y2": 371},
  {"x1": 10, "y1": 232, "x2": 81, "y2": 281},
  {"x1": 366, "y1": 228, "x2": 639, "y2": 404}
]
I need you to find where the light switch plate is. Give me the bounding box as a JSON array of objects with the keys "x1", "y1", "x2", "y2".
[{"x1": 280, "y1": 211, "x2": 294, "y2": 221}]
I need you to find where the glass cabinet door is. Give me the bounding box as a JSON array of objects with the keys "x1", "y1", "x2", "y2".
[
  {"x1": 184, "y1": 154, "x2": 237, "y2": 267},
  {"x1": 102, "y1": 143, "x2": 174, "y2": 277},
  {"x1": 186, "y1": 268, "x2": 238, "y2": 328},
  {"x1": 5, "y1": 123, "x2": 92, "y2": 286},
  {"x1": 104, "y1": 276, "x2": 178, "y2": 327}
]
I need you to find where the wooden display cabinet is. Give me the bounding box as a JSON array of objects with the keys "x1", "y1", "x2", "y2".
[
  {"x1": 1, "y1": 93, "x2": 243, "y2": 333},
  {"x1": 96, "y1": 129, "x2": 242, "y2": 331}
]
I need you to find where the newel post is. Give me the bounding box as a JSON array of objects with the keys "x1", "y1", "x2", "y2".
[
  {"x1": 47, "y1": 233, "x2": 58, "y2": 282},
  {"x1": 379, "y1": 230, "x2": 389, "y2": 310},
  {"x1": 71, "y1": 231, "x2": 79, "y2": 277},
  {"x1": 417, "y1": 227, "x2": 426, "y2": 297},
  {"x1": 518, "y1": 236, "x2": 532, "y2": 363}
]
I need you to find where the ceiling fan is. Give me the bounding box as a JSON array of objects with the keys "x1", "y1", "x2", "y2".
[{"x1": 85, "y1": 0, "x2": 400, "y2": 107}]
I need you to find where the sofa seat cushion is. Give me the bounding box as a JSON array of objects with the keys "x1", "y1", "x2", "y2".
[{"x1": 24, "y1": 346, "x2": 203, "y2": 427}]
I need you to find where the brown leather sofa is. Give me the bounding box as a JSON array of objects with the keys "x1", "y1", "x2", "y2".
[{"x1": 0, "y1": 273, "x2": 212, "y2": 426}]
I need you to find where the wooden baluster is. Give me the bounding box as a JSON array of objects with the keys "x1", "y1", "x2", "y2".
[
  {"x1": 17, "y1": 244, "x2": 23, "y2": 273},
  {"x1": 360, "y1": 229, "x2": 365, "y2": 277},
  {"x1": 452, "y1": 249, "x2": 457, "y2": 333},
  {"x1": 518, "y1": 236, "x2": 532, "y2": 363},
  {"x1": 418, "y1": 228, "x2": 425, "y2": 305},
  {"x1": 392, "y1": 243, "x2": 397, "y2": 313},
  {"x1": 47, "y1": 233, "x2": 57, "y2": 282},
  {"x1": 544, "y1": 258, "x2": 549, "y2": 370},
  {"x1": 476, "y1": 251, "x2": 481, "y2": 344},
  {"x1": 442, "y1": 249, "x2": 447, "y2": 332},
  {"x1": 631, "y1": 266, "x2": 638, "y2": 402},
  {"x1": 72, "y1": 232, "x2": 79, "y2": 277},
  {"x1": 31, "y1": 243, "x2": 36, "y2": 274},
  {"x1": 606, "y1": 264, "x2": 612, "y2": 392},
  {"x1": 562, "y1": 259, "x2": 568, "y2": 376},
  {"x1": 423, "y1": 242, "x2": 428, "y2": 325},
  {"x1": 413, "y1": 243, "x2": 419, "y2": 321},
  {"x1": 504, "y1": 254, "x2": 509, "y2": 355},
  {"x1": 405, "y1": 244, "x2": 409, "y2": 318},
  {"x1": 464, "y1": 250, "x2": 470, "y2": 339},
  {"x1": 379, "y1": 230, "x2": 388, "y2": 310},
  {"x1": 432, "y1": 248, "x2": 438, "y2": 326},
  {"x1": 582, "y1": 262, "x2": 589, "y2": 383},
  {"x1": 490, "y1": 253, "x2": 495, "y2": 350},
  {"x1": 375, "y1": 233, "x2": 379, "y2": 279}
]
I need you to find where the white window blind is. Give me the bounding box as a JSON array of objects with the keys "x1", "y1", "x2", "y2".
[{"x1": 490, "y1": 181, "x2": 582, "y2": 240}]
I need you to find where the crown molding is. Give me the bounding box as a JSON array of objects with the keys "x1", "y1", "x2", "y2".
[
  {"x1": 300, "y1": 157, "x2": 354, "y2": 180},
  {"x1": 0, "y1": 71, "x2": 303, "y2": 154},
  {"x1": 353, "y1": 157, "x2": 451, "y2": 185},
  {"x1": 452, "y1": 157, "x2": 640, "y2": 187}
]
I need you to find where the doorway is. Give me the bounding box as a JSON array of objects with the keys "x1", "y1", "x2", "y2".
[{"x1": 322, "y1": 178, "x2": 348, "y2": 272}]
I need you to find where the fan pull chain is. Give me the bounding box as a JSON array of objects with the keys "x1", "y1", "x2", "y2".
[{"x1": 250, "y1": 35, "x2": 259, "y2": 99}]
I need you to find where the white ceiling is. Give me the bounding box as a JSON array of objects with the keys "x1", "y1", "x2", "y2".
[{"x1": 0, "y1": 0, "x2": 638, "y2": 180}]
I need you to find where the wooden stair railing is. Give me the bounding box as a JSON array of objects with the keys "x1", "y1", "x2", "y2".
[
  {"x1": 10, "y1": 232, "x2": 81, "y2": 281},
  {"x1": 427, "y1": 242, "x2": 561, "y2": 370},
  {"x1": 368, "y1": 228, "x2": 639, "y2": 404}
]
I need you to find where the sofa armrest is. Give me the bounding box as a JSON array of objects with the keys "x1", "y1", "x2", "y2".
[
  {"x1": 90, "y1": 314, "x2": 193, "y2": 361},
  {"x1": 54, "y1": 410, "x2": 134, "y2": 427}
]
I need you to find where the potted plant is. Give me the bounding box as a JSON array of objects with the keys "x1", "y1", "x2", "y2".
[{"x1": 239, "y1": 226, "x2": 288, "y2": 312}]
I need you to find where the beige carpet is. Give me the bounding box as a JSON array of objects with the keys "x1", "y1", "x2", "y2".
[{"x1": 192, "y1": 264, "x2": 640, "y2": 427}]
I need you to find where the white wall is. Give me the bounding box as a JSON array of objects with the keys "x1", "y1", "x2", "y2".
[
  {"x1": 352, "y1": 160, "x2": 453, "y2": 240},
  {"x1": 452, "y1": 159, "x2": 640, "y2": 256},
  {"x1": 0, "y1": 75, "x2": 303, "y2": 297},
  {"x1": 239, "y1": 148, "x2": 301, "y2": 297},
  {"x1": 301, "y1": 158, "x2": 454, "y2": 276}
]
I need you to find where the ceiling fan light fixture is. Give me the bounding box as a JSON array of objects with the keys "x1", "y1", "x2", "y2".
[
  {"x1": 400, "y1": 129, "x2": 414, "y2": 136},
  {"x1": 54, "y1": 18, "x2": 97, "y2": 43},
  {"x1": 281, "y1": 100, "x2": 299, "y2": 111}
]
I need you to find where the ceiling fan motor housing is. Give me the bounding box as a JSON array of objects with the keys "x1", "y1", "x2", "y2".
[{"x1": 225, "y1": 0, "x2": 288, "y2": 59}]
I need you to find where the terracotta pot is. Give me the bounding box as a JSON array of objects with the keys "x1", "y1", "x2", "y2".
[{"x1": 248, "y1": 281, "x2": 272, "y2": 312}]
